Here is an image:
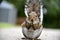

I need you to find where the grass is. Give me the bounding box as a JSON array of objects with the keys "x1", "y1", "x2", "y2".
[{"x1": 0, "y1": 22, "x2": 15, "y2": 28}]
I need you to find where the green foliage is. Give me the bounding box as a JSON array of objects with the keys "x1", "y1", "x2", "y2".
[
  {"x1": 0, "y1": 0, "x2": 2, "y2": 3},
  {"x1": 42, "y1": 0, "x2": 60, "y2": 28}
]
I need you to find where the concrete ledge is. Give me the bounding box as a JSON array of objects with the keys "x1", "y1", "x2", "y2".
[{"x1": 0, "y1": 27, "x2": 60, "y2": 40}]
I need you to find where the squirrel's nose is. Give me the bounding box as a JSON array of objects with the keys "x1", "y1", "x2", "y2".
[
  {"x1": 31, "y1": 20, "x2": 33, "y2": 22},
  {"x1": 30, "y1": 20, "x2": 33, "y2": 26}
]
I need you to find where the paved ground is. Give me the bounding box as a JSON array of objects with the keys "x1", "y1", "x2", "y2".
[{"x1": 0, "y1": 27, "x2": 60, "y2": 40}]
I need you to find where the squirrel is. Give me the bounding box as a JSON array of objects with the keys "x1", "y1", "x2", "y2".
[{"x1": 21, "y1": 12, "x2": 42, "y2": 30}]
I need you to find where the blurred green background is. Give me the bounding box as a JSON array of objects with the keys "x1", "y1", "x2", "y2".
[{"x1": 0, "y1": 0, "x2": 60, "y2": 28}]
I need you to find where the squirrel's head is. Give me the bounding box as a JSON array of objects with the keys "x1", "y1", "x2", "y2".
[{"x1": 28, "y1": 11, "x2": 38, "y2": 20}]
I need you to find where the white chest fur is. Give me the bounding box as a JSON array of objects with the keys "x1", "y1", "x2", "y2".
[{"x1": 22, "y1": 25, "x2": 43, "y2": 38}]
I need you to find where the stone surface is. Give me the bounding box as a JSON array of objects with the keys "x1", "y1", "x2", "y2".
[{"x1": 0, "y1": 27, "x2": 60, "y2": 40}]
